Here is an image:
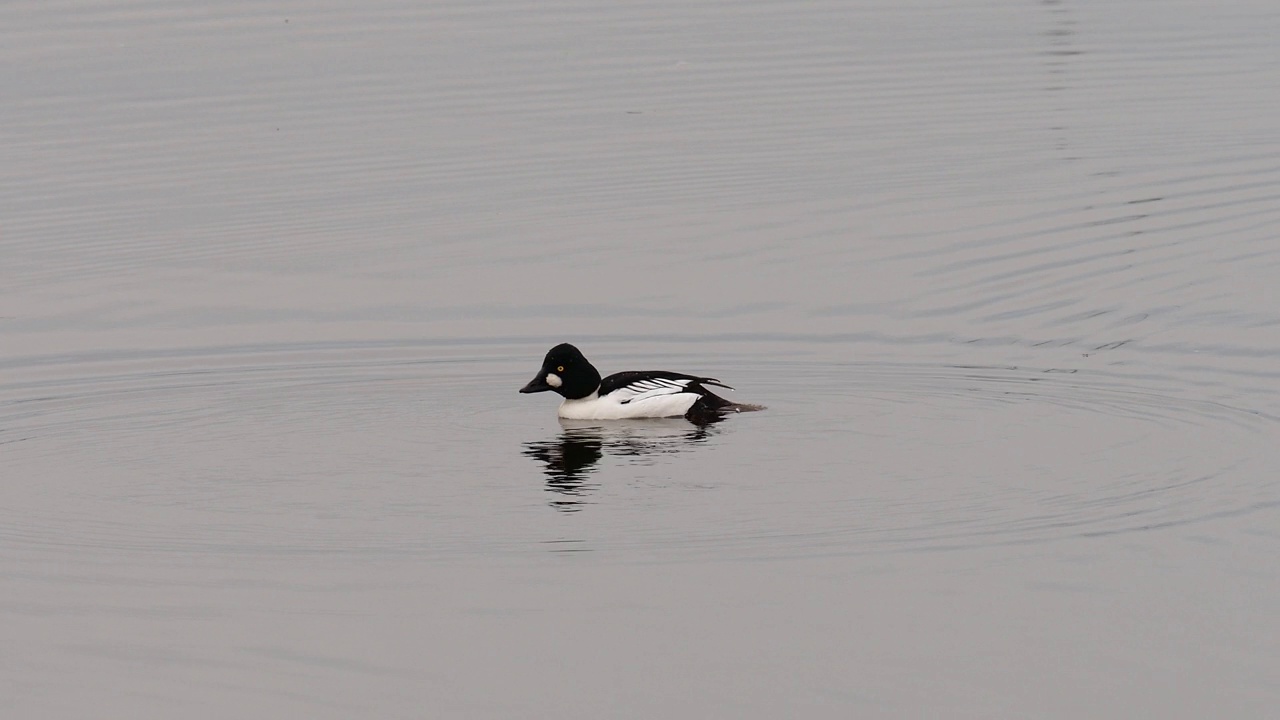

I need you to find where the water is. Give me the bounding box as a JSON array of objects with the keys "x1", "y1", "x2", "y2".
[{"x1": 4, "y1": 0, "x2": 1280, "y2": 716}]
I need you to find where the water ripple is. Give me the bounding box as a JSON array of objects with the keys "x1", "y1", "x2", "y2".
[{"x1": 1, "y1": 342, "x2": 1272, "y2": 562}]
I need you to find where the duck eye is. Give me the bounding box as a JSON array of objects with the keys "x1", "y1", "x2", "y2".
[{"x1": 556, "y1": 366, "x2": 565, "y2": 372}]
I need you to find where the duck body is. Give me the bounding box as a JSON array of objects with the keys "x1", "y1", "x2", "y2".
[{"x1": 519, "y1": 344, "x2": 762, "y2": 422}]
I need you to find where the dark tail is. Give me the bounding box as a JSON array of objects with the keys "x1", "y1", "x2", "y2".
[{"x1": 684, "y1": 385, "x2": 766, "y2": 423}]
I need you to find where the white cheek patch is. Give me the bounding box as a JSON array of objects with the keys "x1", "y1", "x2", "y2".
[{"x1": 545, "y1": 373, "x2": 563, "y2": 388}]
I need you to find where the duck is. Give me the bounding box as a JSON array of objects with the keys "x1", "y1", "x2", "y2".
[{"x1": 519, "y1": 343, "x2": 763, "y2": 422}]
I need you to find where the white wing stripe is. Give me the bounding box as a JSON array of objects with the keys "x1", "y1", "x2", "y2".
[{"x1": 608, "y1": 377, "x2": 693, "y2": 403}]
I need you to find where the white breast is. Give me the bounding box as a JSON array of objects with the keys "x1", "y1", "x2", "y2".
[{"x1": 558, "y1": 391, "x2": 699, "y2": 420}]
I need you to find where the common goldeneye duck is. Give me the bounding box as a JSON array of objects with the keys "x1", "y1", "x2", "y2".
[{"x1": 519, "y1": 343, "x2": 764, "y2": 422}]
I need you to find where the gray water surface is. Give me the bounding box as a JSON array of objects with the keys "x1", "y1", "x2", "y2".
[{"x1": 4, "y1": 0, "x2": 1280, "y2": 717}]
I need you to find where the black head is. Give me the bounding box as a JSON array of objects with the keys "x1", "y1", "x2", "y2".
[{"x1": 518, "y1": 343, "x2": 602, "y2": 400}]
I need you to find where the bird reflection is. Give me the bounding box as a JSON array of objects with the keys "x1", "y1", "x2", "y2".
[{"x1": 522, "y1": 417, "x2": 722, "y2": 512}]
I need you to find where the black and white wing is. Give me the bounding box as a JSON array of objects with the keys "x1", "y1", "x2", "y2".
[{"x1": 599, "y1": 371, "x2": 733, "y2": 405}]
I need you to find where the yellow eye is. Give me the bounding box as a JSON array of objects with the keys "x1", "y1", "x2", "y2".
[{"x1": 556, "y1": 366, "x2": 565, "y2": 372}]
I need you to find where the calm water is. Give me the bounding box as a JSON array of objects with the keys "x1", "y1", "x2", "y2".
[{"x1": 4, "y1": 0, "x2": 1280, "y2": 716}]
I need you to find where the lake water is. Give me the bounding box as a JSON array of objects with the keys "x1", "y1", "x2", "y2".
[{"x1": 4, "y1": 0, "x2": 1280, "y2": 716}]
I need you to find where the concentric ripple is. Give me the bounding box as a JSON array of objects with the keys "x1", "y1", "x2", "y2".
[{"x1": 3, "y1": 340, "x2": 1272, "y2": 563}]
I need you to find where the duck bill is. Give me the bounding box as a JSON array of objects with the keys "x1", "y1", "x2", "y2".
[{"x1": 519, "y1": 373, "x2": 553, "y2": 394}]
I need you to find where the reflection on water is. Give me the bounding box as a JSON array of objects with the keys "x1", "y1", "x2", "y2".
[
  {"x1": 523, "y1": 419, "x2": 720, "y2": 512},
  {"x1": 523, "y1": 426, "x2": 603, "y2": 511}
]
